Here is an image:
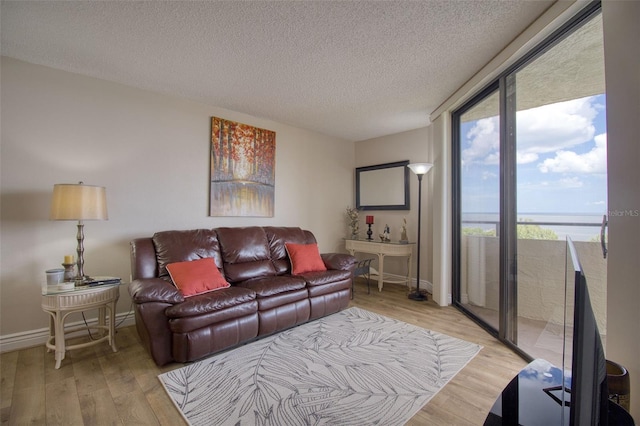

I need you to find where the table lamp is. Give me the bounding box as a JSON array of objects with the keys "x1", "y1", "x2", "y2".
[
  {"x1": 407, "y1": 163, "x2": 433, "y2": 301},
  {"x1": 50, "y1": 182, "x2": 108, "y2": 283}
]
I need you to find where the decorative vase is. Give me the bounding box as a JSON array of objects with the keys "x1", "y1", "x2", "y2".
[{"x1": 346, "y1": 207, "x2": 360, "y2": 240}]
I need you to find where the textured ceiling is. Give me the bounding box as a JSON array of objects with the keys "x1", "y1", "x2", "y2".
[{"x1": 1, "y1": 1, "x2": 553, "y2": 141}]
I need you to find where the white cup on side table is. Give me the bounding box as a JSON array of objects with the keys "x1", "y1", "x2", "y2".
[{"x1": 45, "y1": 269, "x2": 65, "y2": 286}]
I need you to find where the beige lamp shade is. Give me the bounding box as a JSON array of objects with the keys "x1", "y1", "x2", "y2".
[{"x1": 50, "y1": 183, "x2": 108, "y2": 221}]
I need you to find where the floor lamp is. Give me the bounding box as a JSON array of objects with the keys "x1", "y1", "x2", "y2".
[
  {"x1": 50, "y1": 182, "x2": 108, "y2": 284},
  {"x1": 407, "y1": 163, "x2": 433, "y2": 301}
]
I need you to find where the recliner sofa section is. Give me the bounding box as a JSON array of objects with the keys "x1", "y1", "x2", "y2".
[{"x1": 129, "y1": 226, "x2": 356, "y2": 366}]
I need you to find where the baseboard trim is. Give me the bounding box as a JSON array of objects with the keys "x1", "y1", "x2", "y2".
[{"x1": 0, "y1": 312, "x2": 136, "y2": 353}]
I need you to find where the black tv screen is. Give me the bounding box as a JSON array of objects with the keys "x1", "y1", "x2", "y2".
[{"x1": 565, "y1": 237, "x2": 608, "y2": 426}]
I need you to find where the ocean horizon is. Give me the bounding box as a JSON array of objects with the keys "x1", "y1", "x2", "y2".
[{"x1": 462, "y1": 212, "x2": 606, "y2": 242}]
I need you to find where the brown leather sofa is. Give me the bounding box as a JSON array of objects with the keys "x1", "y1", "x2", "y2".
[{"x1": 129, "y1": 226, "x2": 356, "y2": 366}]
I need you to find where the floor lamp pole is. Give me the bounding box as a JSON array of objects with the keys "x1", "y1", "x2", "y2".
[{"x1": 409, "y1": 173, "x2": 426, "y2": 301}]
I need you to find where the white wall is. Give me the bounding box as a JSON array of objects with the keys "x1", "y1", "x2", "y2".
[
  {"x1": 354, "y1": 127, "x2": 434, "y2": 293},
  {"x1": 602, "y1": 0, "x2": 640, "y2": 419},
  {"x1": 0, "y1": 57, "x2": 354, "y2": 341}
]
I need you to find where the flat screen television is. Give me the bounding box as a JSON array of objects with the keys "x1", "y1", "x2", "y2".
[
  {"x1": 484, "y1": 238, "x2": 633, "y2": 425},
  {"x1": 564, "y1": 236, "x2": 608, "y2": 426}
]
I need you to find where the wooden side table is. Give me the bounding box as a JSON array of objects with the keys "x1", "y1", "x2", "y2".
[{"x1": 41, "y1": 283, "x2": 120, "y2": 369}]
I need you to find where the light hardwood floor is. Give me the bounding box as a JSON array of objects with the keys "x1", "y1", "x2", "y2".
[{"x1": 1, "y1": 280, "x2": 527, "y2": 425}]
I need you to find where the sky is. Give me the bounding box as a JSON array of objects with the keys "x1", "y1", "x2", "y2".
[{"x1": 460, "y1": 94, "x2": 607, "y2": 215}]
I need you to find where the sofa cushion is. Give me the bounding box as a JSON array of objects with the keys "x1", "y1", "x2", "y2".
[
  {"x1": 168, "y1": 300, "x2": 259, "y2": 334},
  {"x1": 216, "y1": 227, "x2": 276, "y2": 282},
  {"x1": 264, "y1": 227, "x2": 311, "y2": 274},
  {"x1": 254, "y1": 289, "x2": 309, "y2": 312},
  {"x1": 285, "y1": 243, "x2": 327, "y2": 274},
  {"x1": 166, "y1": 258, "x2": 230, "y2": 297},
  {"x1": 303, "y1": 271, "x2": 352, "y2": 299},
  {"x1": 236, "y1": 275, "x2": 307, "y2": 298},
  {"x1": 153, "y1": 229, "x2": 222, "y2": 279},
  {"x1": 165, "y1": 286, "x2": 256, "y2": 319}
]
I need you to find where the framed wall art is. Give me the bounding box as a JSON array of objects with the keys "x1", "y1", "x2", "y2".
[{"x1": 210, "y1": 117, "x2": 276, "y2": 217}]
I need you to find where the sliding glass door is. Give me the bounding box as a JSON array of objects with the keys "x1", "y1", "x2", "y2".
[
  {"x1": 454, "y1": 89, "x2": 503, "y2": 333},
  {"x1": 453, "y1": 3, "x2": 606, "y2": 361},
  {"x1": 512, "y1": 12, "x2": 607, "y2": 364}
]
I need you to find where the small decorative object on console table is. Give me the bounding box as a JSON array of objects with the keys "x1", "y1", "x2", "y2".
[
  {"x1": 378, "y1": 223, "x2": 390, "y2": 242},
  {"x1": 365, "y1": 215, "x2": 374, "y2": 240},
  {"x1": 399, "y1": 218, "x2": 408, "y2": 244},
  {"x1": 62, "y1": 254, "x2": 75, "y2": 281},
  {"x1": 50, "y1": 182, "x2": 108, "y2": 286},
  {"x1": 41, "y1": 281, "x2": 121, "y2": 369},
  {"x1": 407, "y1": 162, "x2": 433, "y2": 301},
  {"x1": 346, "y1": 207, "x2": 360, "y2": 239}
]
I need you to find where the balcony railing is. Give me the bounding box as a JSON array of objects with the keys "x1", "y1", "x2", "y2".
[
  {"x1": 459, "y1": 222, "x2": 607, "y2": 364},
  {"x1": 462, "y1": 218, "x2": 603, "y2": 241}
]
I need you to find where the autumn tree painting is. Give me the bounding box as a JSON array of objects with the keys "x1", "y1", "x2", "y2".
[{"x1": 210, "y1": 117, "x2": 276, "y2": 216}]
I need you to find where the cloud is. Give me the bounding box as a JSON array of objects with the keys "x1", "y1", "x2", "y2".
[
  {"x1": 481, "y1": 171, "x2": 497, "y2": 180},
  {"x1": 519, "y1": 176, "x2": 584, "y2": 190},
  {"x1": 516, "y1": 97, "x2": 597, "y2": 163},
  {"x1": 517, "y1": 152, "x2": 538, "y2": 164},
  {"x1": 558, "y1": 177, "x2": 584, "y2": 188},
  {"x1": 538, "y1": 133, "x2": 607, "y2": 174},
  {"x1": 462, "y1": 116, "x2": 499, "y2": 165},
  {"x1": 463, "y1": 96, "x2": 599, "y2": 166}
]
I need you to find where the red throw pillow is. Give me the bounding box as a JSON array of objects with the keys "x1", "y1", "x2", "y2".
[
  {"x1": 285, "y1": 243, "x2": 327, "y2": 274},
  {"x1": 166, "y1": 258, "x2": 230, "y2": 297}
]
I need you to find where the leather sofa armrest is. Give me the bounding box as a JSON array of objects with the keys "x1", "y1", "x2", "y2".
[
  {"x1": 129, "y1": 278, "x2": 184, "y2": 304},
  {"x1": 321, "y1": 253, "x2": 357, "y2": 272}
]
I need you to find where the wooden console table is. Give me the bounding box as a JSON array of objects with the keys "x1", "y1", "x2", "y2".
[{"x1": 345, "y1": 239, "x2": 414, "y2": 292}]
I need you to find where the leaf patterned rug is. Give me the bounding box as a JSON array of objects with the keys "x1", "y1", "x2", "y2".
[{"x1": 158, "y1": 307, "x2": 481, "y2": 426}]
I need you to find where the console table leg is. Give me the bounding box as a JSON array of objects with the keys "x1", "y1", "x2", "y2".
[{"x1": 377, "y1": 254, "x2": 385, "y2": 292}]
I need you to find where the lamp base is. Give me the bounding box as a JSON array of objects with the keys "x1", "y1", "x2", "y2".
[
  {"x1": 74, "y1": 275, "x2": 89, "y2": 287},
  {"x1": 408, "y1": 290, "x2": 428, "y2": 302}
]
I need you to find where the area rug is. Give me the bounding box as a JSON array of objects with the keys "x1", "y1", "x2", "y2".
[{"x1": 159, "y1": 307, "x2": 482, "y2": 426}]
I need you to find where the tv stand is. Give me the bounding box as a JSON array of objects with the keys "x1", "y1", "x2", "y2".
[{"x1": 484, "y1": 359, "x2": 634, "y2": 425}]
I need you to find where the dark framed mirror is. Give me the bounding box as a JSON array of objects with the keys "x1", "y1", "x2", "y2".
[{"x1": 356, "y1": 160, "x2": 410, "y2": 210}]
